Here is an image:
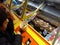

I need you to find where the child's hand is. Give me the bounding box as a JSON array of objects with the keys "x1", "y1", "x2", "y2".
[{"x1": 14, "y1": 31, "x2": 21, "y2": 35}]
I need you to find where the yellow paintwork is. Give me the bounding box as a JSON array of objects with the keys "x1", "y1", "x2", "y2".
[
  {"x1": 22, "y1": 43, "x2": 24, "y2": 45},
  {"x1": 11, "y1": 12, "x2": 22, "y2": 30},
  {"x1": 21, "y1": 0, "x2": 28, "y2": 19},
  {"x1": 26, "y1": 26, "x2": 48, "y2": 45}
]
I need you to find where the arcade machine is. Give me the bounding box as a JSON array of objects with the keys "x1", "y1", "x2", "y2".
[{"x1": 1, "y1": 0, "x2": 60, "y2": 45}]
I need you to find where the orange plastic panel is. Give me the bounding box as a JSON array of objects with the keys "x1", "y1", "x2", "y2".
[{"x1": 22, "y1": 31, "x2": 38, "y2": 45}]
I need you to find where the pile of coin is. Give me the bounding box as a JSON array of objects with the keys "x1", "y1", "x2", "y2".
[{"x1": 33, "y1": 17, "x2": 55, "y2": 33}]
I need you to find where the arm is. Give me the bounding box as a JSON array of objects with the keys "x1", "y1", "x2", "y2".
[
  {"x1": 8, "y1": 18, "x2": 22, "y2": 45},
  {"x1": 13, "y1": 35, "x2": 22, "y2": 45},
  {"x1": 0, "y1": 35, "x2": 22, "y2": 45},
  {"x1": 13, "y1": 31, "x2": 22, "y2": 45},
  {"x1": 0, "y1": 37, "x2": 11, "y2": 45}
]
